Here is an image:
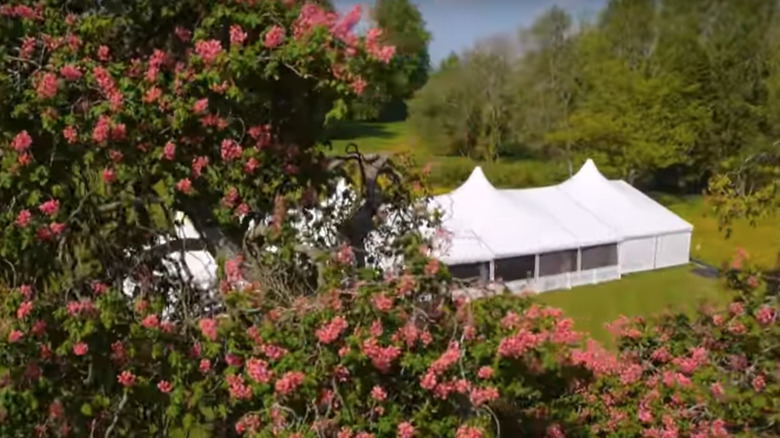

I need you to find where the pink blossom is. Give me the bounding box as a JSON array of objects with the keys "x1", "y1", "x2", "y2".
[
  {"x1": 141, "y1": 314, "x2": 159, "y2": 329},
  {"x1": 175, "y1": 26, "x2": 192, "y2": 42},
  {"x1": 235, "y1": 413, "x2": 261, "y2": 434},
  {"x1": 92, "y1": 115, "x2": 111, "y2": 144},
  {"x1": 752, "y1": 375, "x2": 766, "y2": 392},
  {"x1": 477, "y1": 366, "x2": 493, "y2": 380},
  {"x1": 234, "y1": 203, "x2": 250, "y2": 217},
  {"x1": 36, "y1": 72, "x2": 58, "y2": 99},
  {"x1": 11, "y1": 130, "x2": 32, "y2": 152},
  {"x1": 19, "y1": 284, "x2": 33, "y2": 299},
  {"x1": 455, "y1": 425, "x2": 484, "y2": 438},
  {"x1": 756, "y1": 305, "x2": 775, "y2": 326},
  {"x1": 220, "y1": 138, "x2": 242, "y2": 161},
  {"x1": 469, "y1": 386, "x2": 499, "y2": 406},
  {"x1": 350, "y1": 77, "x2": 367, "y2": 95},
  {"x1": 162, "y1": 141, "x2": 176, "y2": 160},
  {"x1": 157, "y1": 380, "x2": 172, "y2": 393},
  {"x1": 176, "y1": 178, "x2": 192, "y2": 194},
  {"x1": 97, "y1": 45, "x2": 110, "y2": 61},
  {"x1": 361, "y1": 338, "x2": 401, "y2": 373},
  {"x1": 110, "y1": 123, "x2": 126, "y2": 141},
  {"x1": 274, "y1": 371, "x2": 305, "y2": 396},
  {"x1": 7, "y1": 330, "x2": 23, "y2": 343},
  {"x1": 246, "y1": 358, "x2": 271, "y2": 383},
  {"x1": 143, "y1": 86, "x2": 162, "y2": 103},
  {"x1": 73, "y1": 342, "x2": 88, "y2": 356},
  {"x1": 198, "y1": 318, "x2": 218, "y2": 341},
  {"x1": 727, "y1": 321, "x2": 746, "y2": 335},
  {"x1": 221, "y1": 187, "x2": 239, "y2": 208},
  {"x1": 546, "y1": 424, "x2": 565, "y2": 438},
  {"x1": 230, "y1": 25, "x2": 247, "y2": 46},
  {"x1": 199, "y1": 359, "x2": 211, "y2": 373},
  {"x1": 397, "y1": 422, "x2": 415, "y2": 438},
  {"x1": 66, "y1": 299, "x2": 96, "y2": 317},
  {"x1": 264, "y1": 25, "x2": 285, "y2": 48},
  {"x1": 195, "y1": 39, "x2": 223, "y2": 64},
  {"x1": 372, "y1": 293, "x2": 393, "y2": 312},
  {"x1": 263, "y1": 344, "x2": 288, "y2": 360},
  {"x1": 192, "y1": 98, "x2": 208, "y2": 114},
  {"x1": 192, "y1": 156, "x2": 209, "y2": 178},
  {"x1": 15, "y1": 210, "x2": 31, "y2": 227},
  {"x1": 226, "y1": 374, "x2": 252, "y2": 399},
  {"x1": 728, "y1": 302, "x2": 743, "y2": 316},
  {"x1": 117, "y1": 370, "x2": 136, "y2": 387},
  {"x1": 16, "y1": 301, "x2": 33, "y2": 319},
  {"x1": 316, "y1": 316, "x2": 348, "y2": 344},
  {"x1": 91, "y1": 281, "x2": 108, "y2": 295},
  {"x1": 60, "y1": 64, "x2": 82, "y2": 80},
  {"x1": 38, "y1": 199, "x2": 59, "y2": 216},
  {"x1": 49, "y1": 222, "x2": 66, "y2": 236},
  {"x1": 710, "y1": 381, "x2": 724, "y2": 398},
  {"x1": 710, "y1": 419, "x2": 729, "y2": 438},
  {"x1": 430, "y1": 341, "x2": 460, "y2": 374},
  {"x1": 63, "y1": 126, "x2": 78, "y2": 144},
  {"x1": 102, "y1": 168, "x2": 115, "y2": 184},
  {"x1": 638, "y1": 404, "x2": 653, "y2": 424},
  {"x1": 370, "y1": 385, "x2": 387, "y2": 402}
]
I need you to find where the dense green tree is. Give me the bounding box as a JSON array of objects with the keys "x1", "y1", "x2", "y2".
[
  {"x1": 512, "y1": 6, "x2": 579, "y2": 173},
  {"x1": 349, "y1": 0, "x2": 431, "y2": 121},
  {"x1": 408, "y1": 40, "x2": 515, "y2": 161},
  {"x1": 546, "y1": 30, "x2": 708, "y2": 183}
]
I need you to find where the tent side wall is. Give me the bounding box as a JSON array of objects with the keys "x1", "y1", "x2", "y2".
[
  {"x1": 654, "y1": 231, "x2": 692, "y2": 269},
  {"x1": 619, "y1": 237, "x2": 657, "y2": 274}
]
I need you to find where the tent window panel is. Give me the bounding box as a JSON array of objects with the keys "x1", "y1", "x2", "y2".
[
  {"x1": 494, "y1": 255, "x2": 536, "y2": 282},
  {"x1": 447, "y1": 262, "x2": 488, "y2": 283},
  {"x1": 581, "y1": 244, "x2": 618, "y2": 270},
  {"x1": 539, "y1": 250, "x2": 577, "y2": 277}
]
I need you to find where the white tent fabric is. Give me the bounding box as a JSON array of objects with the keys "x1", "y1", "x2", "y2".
[
  {"x1": 431, "y1": 167, "x2": 579, "y2": 259},
  {"x1": 427, "y1": 216, "x2": 495, "y2": 265},
  {"x1": 433, "y1": 159, "x2": 694, "y2": 292},
  {"x1": 502, "y1": 186, "x2": 619, "y2": 247},
  {"x1": 558, "y1": 160, "x2": 692, "y2": 238}
]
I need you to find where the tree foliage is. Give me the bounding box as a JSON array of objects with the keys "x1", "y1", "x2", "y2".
[
  {"x1": 349, "y1": 0, "x2": 431, "y2": 122},
  {"x1": 409, "y1": 0, "x2": 780, "y2": 191}
]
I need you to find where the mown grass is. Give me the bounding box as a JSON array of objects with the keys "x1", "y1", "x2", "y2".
[
  {"x1": 535, "y1": 266, "x2": 730, "y2": 346},
  {"x1": 656, "y1": 194, "x2": 780, "y2": 269}
]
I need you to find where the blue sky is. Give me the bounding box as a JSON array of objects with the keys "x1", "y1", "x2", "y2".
[{"x1": 333, "y1": 0, "x2": 606, "y2": 64}]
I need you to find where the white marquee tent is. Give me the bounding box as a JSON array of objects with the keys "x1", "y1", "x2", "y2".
[{"x1": 430, "y1": 159, "x2": 693, "y2": 293}]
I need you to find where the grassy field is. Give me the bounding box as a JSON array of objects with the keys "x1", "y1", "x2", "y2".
[
  {"x1": 536, "y1": 266, "x2": 729, "y2": 345},
  {"x1": 659, "y1": 195, "x2": 780, "y2": 269},
  {"x1": 330, "y1": 120, "x2": 777, "y2": 342}
]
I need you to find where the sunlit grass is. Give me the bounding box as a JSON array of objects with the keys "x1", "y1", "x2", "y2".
[{"x1": 536, "y1": 266, "x2": 730, "y2": 346}]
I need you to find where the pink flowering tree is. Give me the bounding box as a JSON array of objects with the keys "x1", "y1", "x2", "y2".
[
  {"x1": 573, "y1": 251, "x2": 780, "y2": 437},
  {"x1": 0, "y1": 1, "x2": 598, "y2": 437},
  {"x1": 0, "y1": 0, "x2": 404, "y2": 303}
]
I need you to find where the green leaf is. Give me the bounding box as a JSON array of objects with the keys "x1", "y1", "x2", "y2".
[{"x1": 80, "y1": 403, "x2": 93, "y2": 416}]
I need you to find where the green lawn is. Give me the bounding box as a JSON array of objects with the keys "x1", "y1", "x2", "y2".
[
  {"x1": 658, "y1": 194, "x2": 780, "y2": 269},
  {"x1": 536, "y1": 266, "x2": 729, "y2": 346}
]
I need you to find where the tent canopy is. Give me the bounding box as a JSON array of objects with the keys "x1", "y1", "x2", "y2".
[
  {"x1": 431, "y1": 167, "x2": 579, "y2": 260},
  {"x1": 558, "y1": 159, "x2": 692, "y2": 238},
  {"x1": 502, "y1": 186, "x2": 619, "y2": 248},
  {"x1": 433, "y1": 159, "x2": 693, "y2": 266}
]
